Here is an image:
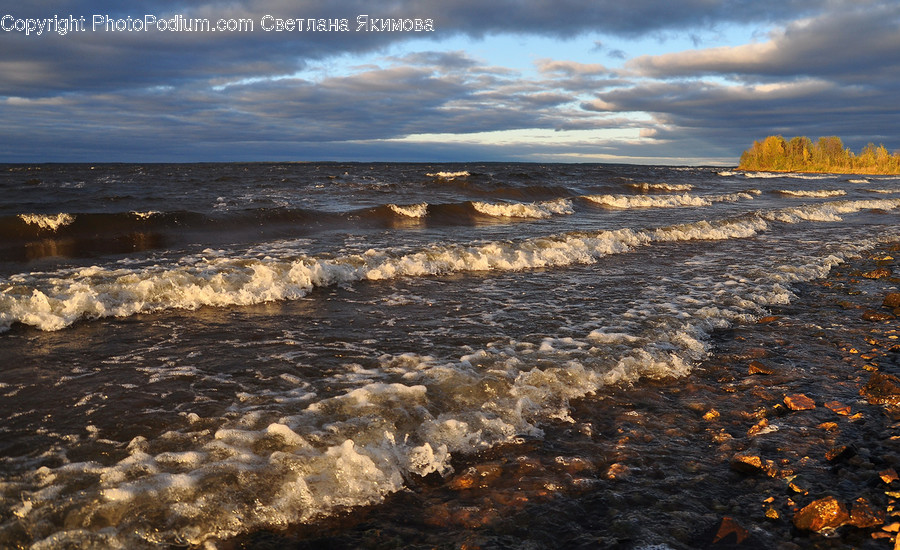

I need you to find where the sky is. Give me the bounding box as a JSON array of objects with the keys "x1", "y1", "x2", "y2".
[{"x1": 1, "y1": 0, "x2": 899, "y2": 165}]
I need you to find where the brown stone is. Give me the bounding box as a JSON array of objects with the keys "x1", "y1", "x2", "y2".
[
  {"x1": 448, "y1": 463, "x2": 503, "y2": 490},
  {"x1": 880, "y1": 468, "x2": 899, "y2": 484},
  {"x1": 605, "y1": 463, "x2": 630, "y2": 480},
  {"x1": 757, "y1": 315, "x2": 781, "y2": 324},
  {"x1": 863, "y1": 310, "x2": 896, "y2": 321},
  {"x1": 748, "y1": 360, "x2": 777, "y2": 375},
  {"x1": 793, "y1": 496, "x2": 850, "y2": 532},
  {"x1": 885, "y1": 293, "x2": 900, "y2": 309},
  {"x1": 863, "y1": 267, "x2": 892, "y2": 279},
  {"x1": 730, "y1": 454, "x2": 764, "y2": 474},
  {"x1": 824, "y1": 401, "x2": 852, "y2": 416},
  {"x1": 861, "y1": 372, "x2": 900, "y2": 406},
  {"x1": 849, "y1": 497, "x2": 885, "y2": 528},
  {"x1": 712, "y1": 516, "x2": 750, "y2": 544},
  {"x1": 825, "y1": 445, "x2": 857, "y2": 462},
  {"x1": 784, "y1": 393, "x2": 816, "y2": 411},
  {"x1": 748, "y1": 418, "x2": 770, "y2": 437}
]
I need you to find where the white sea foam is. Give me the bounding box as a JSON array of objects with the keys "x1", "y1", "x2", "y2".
[
  {"x1": 426, "y1": 171, "x2": 469, "y2": 179},
  {"x1": 583, "y1": 191, "x2": 755, "y2": 209},
  {"x1": 626, "y1": 182, "x2": 694, "y2": 192},
  {"x1": 865, "y1": 188, "x2": 900, "y2": 194},
  {"x1": 472, "y1": 198, "x2": 574, "y2": 219},
  {"x1": 131, "y1": 211, "x2": 160, "y2": 219},
  {"x1": 849, "y1": 178, "x2": 870, "y2": 184},
  {"x1": 743, "y1": 172, "x2": 832, "y2": 180},
  {"x1": 5, "y1": 213, "x2": 897, "y2": 548},
  {"x1": 387, "y1": 203, "x2": 428, "y2": 218},
  {"x1": 741, "y1": 171, "x2": 783, "y2": 179},
  {"x1": 776, "y1": 189, "x2": 847, "y2": 198},
  {"x1": 18, "y1": 213, "x2": 75, "y2": 231}
]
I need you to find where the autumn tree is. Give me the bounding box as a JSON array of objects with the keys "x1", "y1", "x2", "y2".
[{"x1": 738, "y1": 135, "x2": 900, "y2": 174}]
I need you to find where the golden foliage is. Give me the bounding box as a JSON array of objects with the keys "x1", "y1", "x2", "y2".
[{"x1": 738, "y1": 135, "x2": 900, "y2": 174}]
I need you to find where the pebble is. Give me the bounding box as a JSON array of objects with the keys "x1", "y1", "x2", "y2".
[
  {"x1": 784, "y1": 394, "x2": 816, "y2": 411},
  {"x1": 792, "y1": 496, "x2": 850, "y2": 532}
]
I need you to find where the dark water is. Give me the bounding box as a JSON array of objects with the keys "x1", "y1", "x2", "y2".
[{"x1": 0, "y1": 163, "x2": 898, "y2": 548}]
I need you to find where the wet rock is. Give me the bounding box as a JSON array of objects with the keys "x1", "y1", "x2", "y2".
[
  {"x1": 605, "y1": 463, "x2": 630, "y2": 480},
  {"x1": 730, "y1": 454, "x2": 764, "y2": 474},
  {"x1": 861, "y1": 372, "x2": 900, "y2": 406},
  {"x1": 863, "y1": 267, "x2": 892, "y2": 279},
  {"x1": 825, "y1": 445, "x2": 857, "y2": 463},
  {"x1": 730, "y1": 453, "x2": 780, "y2": 477},
  {"x1": 880, "y1": 468, "x2": 899, "y2": 484},
  {"x1": 711, "y1": 516, "x2": 750, "y2": 545},
  {"x1": 792, "y1": 496, "x2": 850, "y2": 532},
  {"x1": 748, "y1": 360, "x2": 777, "y2": 375},
  {"x1": 824, "y1": 401, "x2": 852, "y2": 416},
  {"x1": 748, "y1": 418, "x2": 774, "y2": 437},
  {"x1": 885, "y1": 293, "x2": 900, "y2": 309},
  {"x1": 863, "y1": 310, "x2": 896, "y2": 321},
  {"x1": 784, "y1": 394, "x2": 816, "y2": 411},
  {"x1": 849, "y1": 497, "x2": 884, "y2": 528},
  {"x1": 448, "y1": 464, "x2": 504, "y2": 490},
  {"x1": 757, "y1": 316, "x2": 781, "y2": 324}
]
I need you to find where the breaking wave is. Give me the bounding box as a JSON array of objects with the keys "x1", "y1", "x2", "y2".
[
  {"x1": 776, "y1": 189, "x2": 847, "y2": 198},
  {"x1": 583, "y1": 191, "x2": 757, "y2": 209},
  {"x1": 472, "y1": 198, "x2": 574, "y2": 219},
  {"x1": 3, "y1": 198, "x2": 898, "y2": 334},
  {"x1": 17, "y1": 213, "x2": 75, "y2": 231},
  {"x1": 426, "y1": 171, "x2": 469, "y2": 180},
  {"x1": 626, "y1": 182, "x2": 694, "y2": 192},
  {"x1": 387, "y1": 203, "x2": 429, "y2": 218}
]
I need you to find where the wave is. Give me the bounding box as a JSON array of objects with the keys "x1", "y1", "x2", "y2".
[
  {"x1": 387, "y1": 203, "x2": 429, "y2": 218},
  {"x1": 626, "y1": 182, "x2": 693, "y2": 192},
  {"x1": 775, "y1": 189, "x2": 847, "y2": 198},
  {"x1": 5, "y1": 197, "x2": 900, "y2": 548},
  {"x1": 864, "y1": 188, "x2": 900, "y2": 194},
  {"x1": 3, "y1": 198, "x2": 898, "y2": 334},
  {"x1": 583, "y1": 191, "x2": 757, "y2": 209},
  {"x1": 17, "y1": 213, "x2": 75, "y2": 231},
  {"x1": 6, "y1": 206, "x2": 895, "y2": 550},
  {"x1": 743, "y1": 172, "x2": 833, "y2": 180},
  {"x1": 471, "y1": 198, "x2": 574, "y2": 219},
  {"x1": 426, "y1": 171, "x2": 469, "y2": 180}
]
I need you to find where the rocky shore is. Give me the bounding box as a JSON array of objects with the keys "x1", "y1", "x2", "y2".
[{"x1": 231, "y1": 240, "x2": 900, "y2": 550}]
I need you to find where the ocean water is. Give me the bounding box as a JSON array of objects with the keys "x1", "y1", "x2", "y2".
[{"x1": 0, "y1": 163, "x2": 898, "y2": 548}]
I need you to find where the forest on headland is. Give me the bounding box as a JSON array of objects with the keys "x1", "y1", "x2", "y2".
[{"x1": 738, "y1": 135, "x2": 900, "y2": 174}]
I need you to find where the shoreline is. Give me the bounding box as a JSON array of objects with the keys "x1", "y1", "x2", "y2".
[
  {"x1": 227, "y1": 239, "x2": 900, "y2": 549},
  {"x1": 734, "y1": 168, "x2": 900, "y2": 176}
]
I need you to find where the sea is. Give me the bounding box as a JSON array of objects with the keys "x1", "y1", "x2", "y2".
[{"x1": 0, "y1": 163, "x2": 898, "y2": 549}]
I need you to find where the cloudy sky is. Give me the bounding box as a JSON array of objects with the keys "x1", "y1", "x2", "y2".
[{"x1": 2, "y1": 0, "x2": 898, "y2": 164}]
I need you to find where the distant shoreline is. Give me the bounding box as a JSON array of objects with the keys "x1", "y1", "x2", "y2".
[{"x1": 734, "y1": 167, "x2": 900, "y2": 176}]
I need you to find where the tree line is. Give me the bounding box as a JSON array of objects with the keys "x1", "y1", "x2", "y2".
[{"x1": 738, "y1": 135, "x2": 900, "y2": 174}]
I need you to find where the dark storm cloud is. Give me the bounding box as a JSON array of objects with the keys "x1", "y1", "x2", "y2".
[
  {"x1": 598, "y1": 1, "x2": 900, "y2": 156},
  {"x1": 0, "y1": 54, "x2": 609, "y2": 161},
  {"x1": 2, "y1": 0, "x2": 898, "y2": 162},
  {"x1": 627, "y1": 2, "x2": 900, "y2": 83},
  {"x1": 1, "y1": 0, "x2": 825, "y2": 98}
]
